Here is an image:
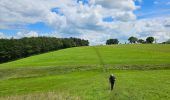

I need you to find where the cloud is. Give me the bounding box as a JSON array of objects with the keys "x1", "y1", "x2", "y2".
[
  {"x1": 154, "y1": 1, "x2": 159, "y2": 4},
  {"x1": 45, "y1": 16, "x2": 170, "y2": 45},
  {"x1": 78, "y1": 17, "x2": 170, "y2": 44},
  {"x1": 16, "y1": 31, "x2": 39, "y2": 38},
  {"x1": 130, "y1": 17, "x2": 170, "y2": 42},
  {"x1": 167, "y1": 2, "x2": 170, "y2": 5},
  {"x1": 0, "y1": 0, "x2": 138, "y2": 29},
  {"x1": 153, "y1": 0, "x2": 170, "y2": 5},
  {"x1": 0, "y1": 32, "x2": 6, "y2": 39},
  {"x1": 93, "y1": 0, "x2": 138, "y2": 10},
  {"x1": 0, "y1": 0, "x2": 170, "y2": 45}
]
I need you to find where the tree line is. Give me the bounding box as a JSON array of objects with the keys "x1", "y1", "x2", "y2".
[
  {"x1": 106, "y1": 36, "x2": 156, "y2": 45},
  {"x1": 0, "y1": 37, "x2": 89, "y2": 63}
]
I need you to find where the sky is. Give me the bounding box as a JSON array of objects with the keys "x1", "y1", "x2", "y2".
[{"x1": 0, "y1": 0, "x2": 170, "y2": 45}]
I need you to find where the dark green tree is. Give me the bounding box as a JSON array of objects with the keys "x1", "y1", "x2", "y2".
[
  {"x1": 128, "y1": 36, "x2": 138, "y2": 44},
  {"x1": 146, "y1": 37, "x2": 154, "y2": 44},
  {"x1": 106, "y1": 39, "x2": 119, "y2": 45},
  {"x1": 0, "y1": 37, "x2": 89, "y2": 63},
  {"x1": 137, "y1": 39, "x2": 145, "y2": 44}
]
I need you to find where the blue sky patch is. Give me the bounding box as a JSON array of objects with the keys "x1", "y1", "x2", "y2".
[
  {"x1": 77, "y1": 0, "x2": 89, "y2": 5},
  {"x1": 103, "y1": 16, "x2": 113, "y2": 22},
  {"x1": 0, "y1": 29, "x2": 17, "y2": 37},
  {"x1": 135, "y1": 0, "x2": 170, "y2": 19},
  {"x1": 51, "y1": 7, "x2": 64, "y2": 16},
  {"x1": 28, "y1": 22, "x2": 55, "y2": 33}
]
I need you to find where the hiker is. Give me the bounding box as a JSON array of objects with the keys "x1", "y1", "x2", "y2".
[{"x1": 109, "y1": 74, "x2": 116, "y2": 90}]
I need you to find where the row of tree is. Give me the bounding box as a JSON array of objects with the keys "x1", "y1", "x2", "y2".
[
  {"x1": 106, "y1": 36, "x2": 155, "y2": 45},
  {"x1": 0, "y1": 37, "x2": 89, "y2": 63},
  {"x1": 128, "y1": 36, "x2": 154, "y2": 44},
  {"x1": 106, "y1": 39, "x2": 119, "y2": 45}
]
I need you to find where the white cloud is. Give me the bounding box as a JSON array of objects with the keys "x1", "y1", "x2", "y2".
[
  {"x1": 0, "y1": 32, "x2": 6, "y2": 39},
  {"x1": 154, "y1": 1, "x2": 159, "y2": 4},
  {"x1": 131, "y1": 17, "x2": 170, "y2": 42},
  {"x1": 93, "y1": 0, "x2": 138, "y2": 10},
  {"x1": 167, "y1": 2, "x2": 170, "y2": 5},
  {"x1": 0, "y1": 0, "x2": 138, "y2": 29},
  {"x1": 16, "y1": 31, "x2": 39, "y2": 38},
  {"x1": 0, "y1": 0, "x2": 170, "y2": 45},
  {"x1": 79, "y1": 17, "x2": 170, "y2": 45}
]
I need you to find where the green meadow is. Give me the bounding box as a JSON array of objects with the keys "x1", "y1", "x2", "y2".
[
  {"x1": 0, "y1": 44, "x2": 170, "y2": 68},
  {"x1": 0, "y1": 44, "x2": 170, "y2": 100}
]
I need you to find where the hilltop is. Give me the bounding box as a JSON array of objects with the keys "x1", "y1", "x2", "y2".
[{"x1": 0, "y1": 44, "x2": 170, "y2": 69}]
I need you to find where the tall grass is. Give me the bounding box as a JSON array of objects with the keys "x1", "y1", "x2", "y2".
[
  {"x1": 0, "y1": 70, "x2": 170, "y2": 100},
  {"x1": 0, "y1": 92, "x2": 80, "y2": 100}
]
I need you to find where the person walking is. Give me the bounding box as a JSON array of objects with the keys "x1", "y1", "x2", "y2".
[{"x1": 109, "y1": 74, "x2": 116, "y2": 90}]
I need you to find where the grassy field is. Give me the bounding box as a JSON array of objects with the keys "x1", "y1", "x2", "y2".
[
  {"x1": 0, "y1": 44, "x2": 170, "y2": 68},
  {"x1": 0, "y1": 44, "x2": 170, "y2": 100},
  {"x1": 0, "y1": 70, "x2": 170, "y2": 100}
]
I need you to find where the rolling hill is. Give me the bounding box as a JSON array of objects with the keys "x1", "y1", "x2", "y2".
[
  {"x1": 0, "y1": 44, "x2": 170, "y2": 100},
  {"x1": 0, "y1": 44, "x2": 170, "y2": 68}
]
